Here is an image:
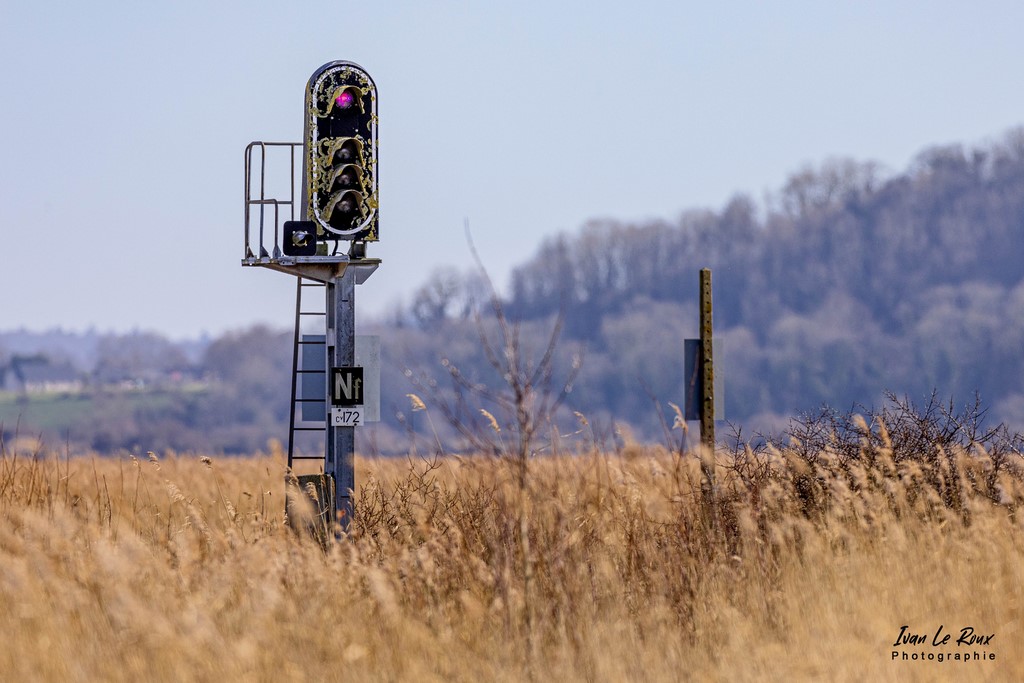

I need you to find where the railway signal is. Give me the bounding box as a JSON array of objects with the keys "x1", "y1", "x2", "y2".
[{"x1": 244, "y1": 60, "x2": 383, "y2": 535}]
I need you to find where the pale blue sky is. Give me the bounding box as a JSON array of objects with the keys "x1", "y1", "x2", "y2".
[{"x1": 2, "y1": 1, "x2": 1023, "y2": 337}]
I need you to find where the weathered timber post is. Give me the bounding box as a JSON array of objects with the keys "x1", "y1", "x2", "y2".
[{"x1": 699, "y1": 268, "x2": 716, "y2": 492}]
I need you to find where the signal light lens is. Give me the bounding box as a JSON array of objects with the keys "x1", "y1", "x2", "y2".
[
  {"x1": 335, "y1": 90, "x2": 356, "y2": 109},
  {"x1": 335, "y1": 140, "x2": 360, "y2": 163}
]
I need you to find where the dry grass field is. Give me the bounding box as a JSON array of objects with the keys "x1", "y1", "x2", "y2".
[{"x1": 1, "y1": 434, "x2": 1022, "y2": 682}]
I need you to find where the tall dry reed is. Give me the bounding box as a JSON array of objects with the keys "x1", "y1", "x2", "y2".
[{"x1": 0, "y1": 435, "x2": 1021, "y2": 681}]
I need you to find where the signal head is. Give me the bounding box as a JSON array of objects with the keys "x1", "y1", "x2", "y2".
[{"x1": 305, "y1": 62, "x2": 378, "y2": 242}]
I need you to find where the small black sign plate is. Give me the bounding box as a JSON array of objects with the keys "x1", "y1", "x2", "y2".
[
  {"x1": 331, "y1": 367, "x2": 364, "y2": 406},
  {"x1": 283, "y1": 220, "x2": 317, "y2": 256}
]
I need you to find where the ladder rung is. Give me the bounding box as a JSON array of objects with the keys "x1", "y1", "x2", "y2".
[{"x1": 289, "y1": 276, "x2": 331, "y2": 463}]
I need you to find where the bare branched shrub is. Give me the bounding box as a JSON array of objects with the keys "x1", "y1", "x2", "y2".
[
  {"x1": 404, "y1": 232, "x2": 583, "y2": 485},
  {"x1": 735, "y1": 391, "x2": 1024, "y2": 517}
]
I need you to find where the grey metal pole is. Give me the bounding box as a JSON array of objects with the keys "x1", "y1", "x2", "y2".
[{"x1": 326, "y1": 267, "x2": 356, "y2": 531}]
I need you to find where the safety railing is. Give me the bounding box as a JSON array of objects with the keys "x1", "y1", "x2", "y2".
[{"x1": 243, "y1": 141, "x2": 303, "y2": 263}]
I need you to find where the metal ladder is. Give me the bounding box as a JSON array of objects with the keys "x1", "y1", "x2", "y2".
[{"x1": 287, "y1": 276, "x2": 328, "y2": 469}]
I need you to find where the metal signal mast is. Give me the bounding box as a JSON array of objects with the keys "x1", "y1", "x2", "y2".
[{"x1": 242, "y1": 61, "x2": 380, "y2": 535}]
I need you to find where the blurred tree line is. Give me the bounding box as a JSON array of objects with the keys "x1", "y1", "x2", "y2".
[
  {"x1": 388, "y1": 128, "x2": 1024, "y2": 442},
  {"x1": 5, "y1": 129, "x2": 1024, "y2": 453}
]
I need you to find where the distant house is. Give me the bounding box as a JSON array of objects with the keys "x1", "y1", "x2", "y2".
[{"x1": 1, "y1": 356, "x2": 83, "y2": 394}]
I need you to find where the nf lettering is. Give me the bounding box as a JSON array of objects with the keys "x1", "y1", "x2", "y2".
[
  {"x1": 336, "y1": 374, "x2": 361, "y2": 400},
  {"x1": 332, "y1": 367, "x2": 364, "y2": 406}
]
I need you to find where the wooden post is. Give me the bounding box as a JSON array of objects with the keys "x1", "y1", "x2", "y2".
[
  {"x1": 699, "y1": 269, "x2": 715, "y2": 450},
  {"x1": 699, "y1": 268, "x2": 716, "y2": 497}
]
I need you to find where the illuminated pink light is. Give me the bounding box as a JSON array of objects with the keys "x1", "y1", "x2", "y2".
[{"x1": 336, "y1": 91, "x2": 355, "y2": 109}]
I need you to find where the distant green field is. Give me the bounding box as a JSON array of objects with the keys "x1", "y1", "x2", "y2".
[
  {"x1": 0, "y1": 391, "x2": 96, "y2": 433},
  {"x1": 0, "y1": 387, "x2": 206, "y2": 436}
]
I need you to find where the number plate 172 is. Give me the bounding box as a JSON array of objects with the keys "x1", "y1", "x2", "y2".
[{"x1": 331, "y1": 406, "x2": 364, "y2": 427}]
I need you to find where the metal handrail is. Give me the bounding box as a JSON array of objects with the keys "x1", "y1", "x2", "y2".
[{"x1": 243, "y1": 141, "x2": 303, "y2": 261}]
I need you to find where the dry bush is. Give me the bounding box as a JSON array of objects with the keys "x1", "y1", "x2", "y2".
[{"x1": 0, "y1": 433, "x2": 1022, "y2": 681}]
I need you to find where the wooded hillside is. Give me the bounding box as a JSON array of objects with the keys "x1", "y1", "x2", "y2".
[{"x1": 386, "y1": 128, "x2": 1024, "y2": 444}]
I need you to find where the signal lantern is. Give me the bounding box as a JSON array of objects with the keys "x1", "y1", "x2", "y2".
[
  {"x1": 304, "y1": 62, "x2": 378, "y2": 242},
  {"x1": 282, "y1": 220, "x2": 317, "y2": 256}
]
